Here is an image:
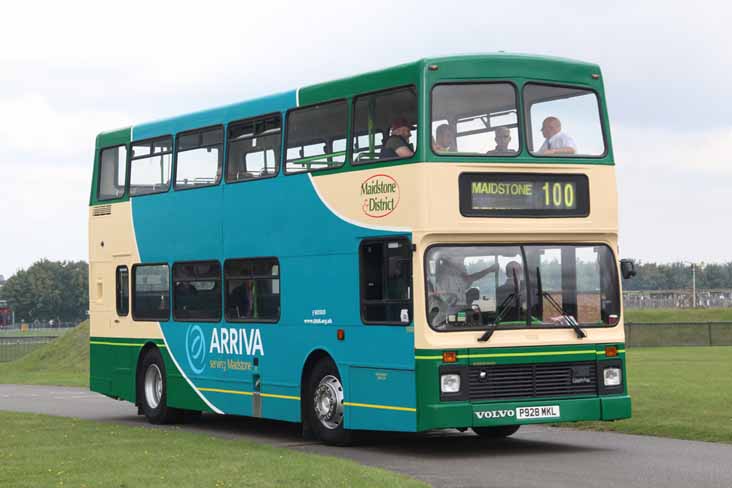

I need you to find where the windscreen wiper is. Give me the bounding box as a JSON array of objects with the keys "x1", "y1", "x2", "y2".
[
  {"x1": 537, "y1": 267, "x2": 586, "y2": 339},
  {"x1": 477, "y1": 292, "x2": 515, "y2": 342},
  {"x1": 478, "y1": 269, "x2": 521, "y2": 342}
]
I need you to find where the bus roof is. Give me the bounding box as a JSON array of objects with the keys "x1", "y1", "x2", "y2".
[{"x1": 95, "y1": 53, "x2": 602, "y2": 145}]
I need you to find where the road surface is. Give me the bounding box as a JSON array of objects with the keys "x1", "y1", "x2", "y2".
[{"x1": 1, "y1": 384, "x2": 730, "y2": 488}]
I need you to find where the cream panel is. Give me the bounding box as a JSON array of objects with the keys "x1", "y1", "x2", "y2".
[{"x1": 88, "y1": 202, "x2": 162, "y2": 340}]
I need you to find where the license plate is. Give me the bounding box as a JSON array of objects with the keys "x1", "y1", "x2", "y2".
[{"x1": 516, "y1": 405, "x2": 560, "y2": 419}]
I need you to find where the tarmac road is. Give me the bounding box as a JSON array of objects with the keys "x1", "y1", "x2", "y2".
[{"x1": 2, "y1": 384, "x2": 731, "y2": 488}]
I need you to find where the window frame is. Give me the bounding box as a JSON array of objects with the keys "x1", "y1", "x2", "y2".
[
  {"x1": 429, "y1": 80, "x2": 521, "y2": 159},
  {"x1": 225, "y1": 113, "x2": 282, "y2": 185},
  {"x1": 115, "y1": 265, "x2": 129, "y2": 317},
  {"x1": 223, "y1": 257, "x2": 281, "y2": 324},
  {"x1": 131, "y1": 263, "x2": 171, "y2": 322},
  {"x1": 359, "y1": 237, "x2": 413, "y2": 326},
  {"x1": 284, "y1": 99, "x2": 349, "y2": 175},
  {"x1": 129, "y1": 135, "x2": 174, "y2": 197},
  {"x1": 173, "y1": 125, "x2": 225, "y2": 192},
  {"x1": 522, "y1": 82, "x2": 608, "y2": 159},
  {"x1": 172, "y1": 260, "x2": 222, "y2": 322},
  {"x1": 97, "y1": 144, "x2": 129, "y2": 202},
  {"x1": 422, "y1": 242, "x2": 621, "y2": 333},
  {"x1": 350, "y1": 84, "x2": 419, "y2": 166}
]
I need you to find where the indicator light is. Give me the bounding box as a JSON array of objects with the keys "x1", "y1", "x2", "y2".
[{"x1": 442, "y1": 351, "x2": 457, "y2": 363}]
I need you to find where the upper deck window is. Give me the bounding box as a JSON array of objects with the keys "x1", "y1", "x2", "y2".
[
  {"x1": 98, "y1": 145, "x2": 128, "y2": 201},
  {"x1": 175, "y1": 126, "x2": 223, "y2": 190},
  {"x1": 352, "y1": 86, "x2": 417, "y2": 164},
  {"x1": 130, "y1": 136, "x2": 173, "y2": 196},
  {"x1": 285, "y1": 100, "x2": 347, "y2": 174},
  {"x1": 524, "y1": 84, "x2": 605, "y2": 158},
  {"x1": 431, "y1": 83, "x2": 519, "y2": 157},
  {"x1": 227, "y1": 115, "x2": 281, "y2": 182}
]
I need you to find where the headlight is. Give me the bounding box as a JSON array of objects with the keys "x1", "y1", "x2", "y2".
[
  {"x1": 440, "y1": 374, "x2": 461, "y2": 393},
  {"x1": 603, "y1": 367, "x2": 622, "y2": 386}
]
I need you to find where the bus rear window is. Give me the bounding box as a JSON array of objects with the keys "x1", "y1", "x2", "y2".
[
  {"x1": 431, "y1": 83, "x2": 519, "y2": 157},
  {"x1": 98, "y1": 145, "x2": 127, "y2": 201},
  {"x1": 524, "y1": 84, "x2": 605, "y2": 157}
]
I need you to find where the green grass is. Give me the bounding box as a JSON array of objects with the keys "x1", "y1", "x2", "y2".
[
  {"x1": 0, "y1": 412, "x2": 426, "y2": 488},
  {"x1": 568, "y1": 346, "x2": 732, "y2": 443},
  {"x1": 0, "y1": 321, "x2": 88, "y2": 386},
  {"x1": 625, "y1": 307, "x2": 732, "y2": 323}
]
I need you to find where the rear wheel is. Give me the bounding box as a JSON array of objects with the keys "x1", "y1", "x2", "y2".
[
  {"x1": 307, "y1": 358, "x2": 351, "y2": 445},
  {"x1": 139, "y1": 348, "x2": 182, "y2": 424},
  {"x1": 472, "y1": 425, "x2": 520, "y2": 438}
]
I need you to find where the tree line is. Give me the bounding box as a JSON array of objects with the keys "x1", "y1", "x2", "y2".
[
  {"x1": 623, "y1": 261, "x2": 732, "y2": 291},
  {"x1": 0, "y1": 260, "x2": 88, "y2": 324}
]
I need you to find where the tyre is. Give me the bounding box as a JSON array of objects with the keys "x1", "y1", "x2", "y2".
[
  {"x1": 306, "y1": 358, "x2": 351, "y2": 445},
  {"x1": 472, "y1": 425, "x2": 520, "y2": 438},
  {"x1": 139, "y1": 348, "x2": 182, "y2": 424}
]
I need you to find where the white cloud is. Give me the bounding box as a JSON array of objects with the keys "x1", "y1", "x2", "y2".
[{"x1": 0, "y1": 94, "x2": 130, "y2": 162}]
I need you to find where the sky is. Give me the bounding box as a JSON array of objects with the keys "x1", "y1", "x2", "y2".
[{"x1": 1, "y1": 0, "x2": 731, "y2": 278}]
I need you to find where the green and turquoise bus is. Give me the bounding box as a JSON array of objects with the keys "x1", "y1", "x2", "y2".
[{"x1": 89, "y1": 53, "x2": 632, "y2": 444}]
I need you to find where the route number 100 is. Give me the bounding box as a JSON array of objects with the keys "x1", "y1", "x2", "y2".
[{"x1": 541, "y1": 182, "x2": 575, "y2": 208}]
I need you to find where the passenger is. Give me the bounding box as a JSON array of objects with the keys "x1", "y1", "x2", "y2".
[
  {"x1": 486, "y1": 127, "x2": 517, "y2": 155},
  {"x1": 433, "y1": 124, "x2": 455, "y2": 152},
  {"x1": 495, "y1": 261, "x2": 523, "y2": 314},
  {"x1": 228, "y1": 281, "x2": 253, "y2": 318},
  {"x1": 380, "y1": 117, "x2": 414, "y2": 159},
  {"x1": 537, "y1": 116, "x2": 576, "y2": 155}
]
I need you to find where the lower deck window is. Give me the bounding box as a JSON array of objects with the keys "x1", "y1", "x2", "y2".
[
  {"x1": 224, "y1": 258, "x2": 280, "y2": 322},
  {"x1": 173, "y1": 261, "x2": 221, "y2": 321},
  {"x1": 133, "y1": 264, "x2": 170, "y2": 321},
  {"x1": 116, "y1": 266, "x2": 129, "y2": 316},
  {"x1": 360, "y1": 239, "x2": 412, "y2": 324}
]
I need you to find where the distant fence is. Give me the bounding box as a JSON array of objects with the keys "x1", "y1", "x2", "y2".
[
  {"x1": 0, "y1": 336, "x2": 58, "y2": 362},
  {"x1": 623, "y1": 289, "x2": 732, "y2": 309},
  {"x1": 625, "y1": 322, "x2": 732, "y2": 347}
]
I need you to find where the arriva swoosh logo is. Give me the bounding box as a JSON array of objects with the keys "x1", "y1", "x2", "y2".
[{"x1": 185, "y1": 325, "x2": 206, "y2": 375}]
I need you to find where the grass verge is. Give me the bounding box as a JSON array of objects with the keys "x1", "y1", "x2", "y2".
[
  {"x1": 625, "y1": 307, "x2": 732, "y2": 323},
  {"x1": 566, "y1": 346, "x2": 732, "y2": 443},
  {"x1": 0, "y1": 321, "x2": 88, "y2": 386},
  {"x1": 0, "y1": 412, "x2": 426, "y2": 488}
]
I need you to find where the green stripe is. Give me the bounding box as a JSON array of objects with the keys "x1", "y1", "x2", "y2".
[
  {"x1": 416, "y1": 349, "x2": 597, "y2": 361},
  {"x1": 90, "y1": 340, "x2": 165, "y2": 348}
]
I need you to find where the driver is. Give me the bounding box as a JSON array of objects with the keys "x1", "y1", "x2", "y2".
[
  {"x1": 428, "y1": 256, "x2": 499, "y2": 327},
  {"x1": 436, "y1": 256, "x2": 499, "y2": 303}
]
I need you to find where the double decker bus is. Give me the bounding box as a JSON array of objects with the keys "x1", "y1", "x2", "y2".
[{"x1": 89, "y1": 54, "x2": 632, "y2": 444}]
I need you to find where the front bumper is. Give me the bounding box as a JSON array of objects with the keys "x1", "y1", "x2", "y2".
[
  {"x1": 420, "y1": 394, "x2": 631, "y2": 429},
  {"x1": 415, "y1": 343, "x2": 631, "y2": 431}
]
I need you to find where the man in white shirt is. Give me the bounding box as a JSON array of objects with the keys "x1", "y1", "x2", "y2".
[{"x1": 538, "y1": 116, "x2": 576, "y2": 155}]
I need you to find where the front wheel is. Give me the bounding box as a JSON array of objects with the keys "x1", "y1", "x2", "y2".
[
  {"x1": 139, "y1": 348, "x2": 182, "y2": 424},
  {"x1": 307, "y1": 358, "x2": 351, "y2": 445},
  {"x1": 472, "y1": 425, "x2": 520, "y2": 438}
]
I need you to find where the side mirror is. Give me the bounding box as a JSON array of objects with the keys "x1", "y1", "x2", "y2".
[{"x1": 620, "y1": 259, "x2": 637, "y2": 280}]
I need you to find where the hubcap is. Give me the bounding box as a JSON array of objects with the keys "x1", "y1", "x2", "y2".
[
  {"x1": 144, "y1": 363, "x2": 163, "y2": 409},
  {"x1": 313, "y1": 374, "x2": 344, "y2": 430}
]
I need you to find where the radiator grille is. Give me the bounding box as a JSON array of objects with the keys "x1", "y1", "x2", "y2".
[{"x1": 468, "y1": 361, "x2": 598, "y2": 401}]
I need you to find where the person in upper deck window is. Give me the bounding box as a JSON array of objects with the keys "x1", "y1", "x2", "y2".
[
  {"x1": 380, "y1": 117, "x2": 414, "y2": 159},
  {"x1": 538, "y1": 116, "x2": 576, "y2": 155},
  {"x1": 486, "y1": 127, "x2": 517, "y2": 156},
  {"x1": 433, "y1": 124, "x2": 456, "y2": 152}
]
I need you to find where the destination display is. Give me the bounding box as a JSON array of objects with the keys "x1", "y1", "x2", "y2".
[{"x1": 459, "y1": 173, "x2": 589, "y2": 217}]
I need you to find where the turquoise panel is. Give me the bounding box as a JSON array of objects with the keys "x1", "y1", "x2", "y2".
[{"x1": 129, "y1": 89, "x2": 415, "y2": 426}]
